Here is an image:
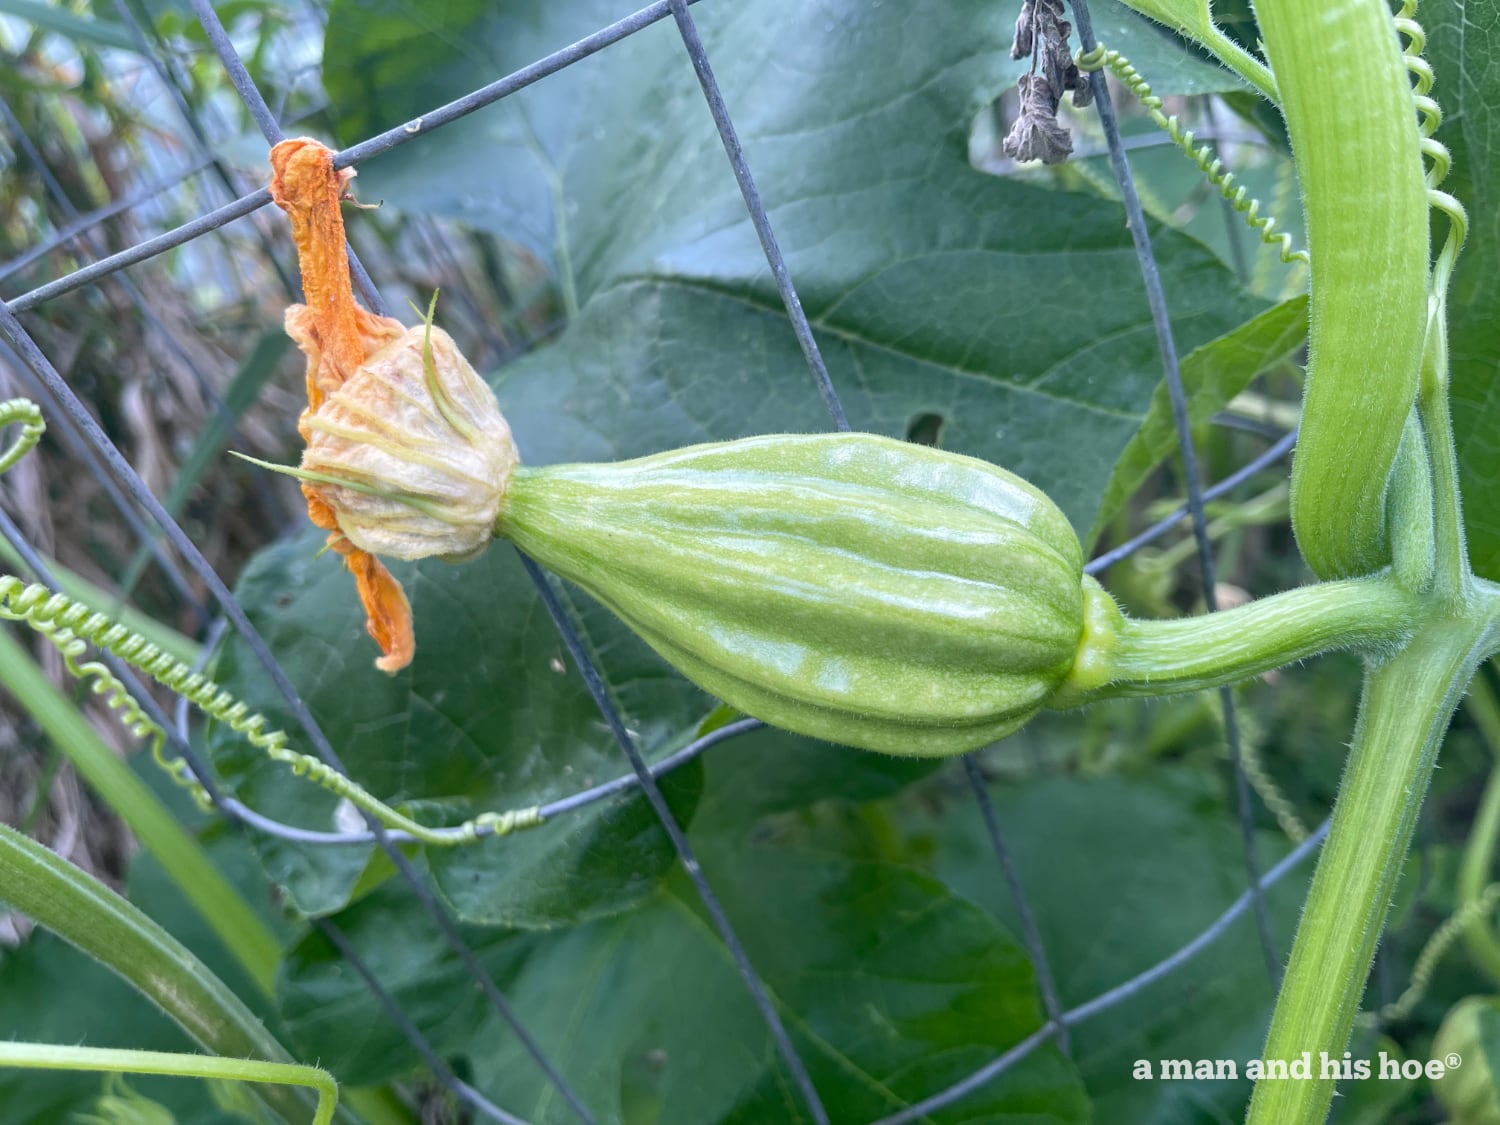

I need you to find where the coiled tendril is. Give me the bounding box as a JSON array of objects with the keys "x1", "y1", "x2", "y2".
[
  {"x1": 1396, "y1": 0, "x2": 1467, "y2": 299},
  {"x1": 0, "y1": 399, "x2": 44, "y2": 475},
  {"x1": 0, "y1": 400, "x2": 541, "y2": 846},
  {"x1": 1075, "y1": 44, "x2": 1310, "y2": 267},
  {"x1": 1359, "y1": 882, "x2": 1500, "y2": 1026}
]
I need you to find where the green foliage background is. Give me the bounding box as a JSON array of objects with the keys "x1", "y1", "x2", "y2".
[{"x1": 3, "y1": 0, "x2": 1500, "y2": 1122}]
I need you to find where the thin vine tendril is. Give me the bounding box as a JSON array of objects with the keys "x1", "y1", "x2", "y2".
[
  {"x1": 0, "y1": 400, "x2": 541, "y2": 846},
  {"x1": 1397, "y1": 0, "x2": 1468, "y2": 300},
  {"x1": 0, "y1": 398, "x2": 45, "y2": 474},
  {"x1": 1074, "y1": 44, "x2": 1310, "y2": 267},
  {"x1": 1359, "y1": 882, "x2": 1500, "y2": 1027},
  {"x1": 1235, "y1": 726, "x2": 1310, "y2": 844}
]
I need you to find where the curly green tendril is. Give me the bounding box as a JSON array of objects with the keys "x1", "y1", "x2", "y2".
[
  {"x1": 1074, "y1": 44, "x2": 1310, "y2": 267},
  {"x1": 0, "y1": 398, "x2": 45, "y2": 473},
  {"x1": 0, "y1": 399, "x2": 541, "y2": 847},
  {"x1": 1360, "y1": 882, "x2": 1500, "y2": 1027},
  {"x1": 1397, "y1": 0, "x2": 1467, "y2": 300}
]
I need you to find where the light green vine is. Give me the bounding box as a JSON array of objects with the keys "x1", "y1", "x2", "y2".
[
  {"x1": 1074, "y1": 44, "x2": 1309, "y2": 267},
  {"x1": 0, "y1": 399, "x2": 542, "y2": 847},
  {"x1": 0, "y1": 1043, "x2": 337, "y2": 1125},
  {"x1": 0, "y1": 398, "x2": 44, "y2": 474},
  {"x1": 1397, "y1": 0, "x2": 1467, "y2": 300}
]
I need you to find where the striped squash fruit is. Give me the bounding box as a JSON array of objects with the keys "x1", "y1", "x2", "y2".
[{"x1": 499, "y1": 434, "x2": 1089, "y2": 757}]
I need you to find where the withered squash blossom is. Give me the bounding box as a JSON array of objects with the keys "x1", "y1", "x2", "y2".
[
  {"x1": 269, "y1": 138, "x2": 515, "y2": 672},
  {"x1": 299, "y1": 318, "x2": 517, "y2": 564}
]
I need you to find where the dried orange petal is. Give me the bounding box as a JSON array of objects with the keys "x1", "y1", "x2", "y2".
[{"x1": 270, "y1": 137, "x2": 416, "y2": 673}]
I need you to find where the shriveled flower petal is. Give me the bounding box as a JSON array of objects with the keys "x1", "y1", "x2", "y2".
[
  {"x1": 346, "y1": 547, "x2": 416, "y2": 674},
  {"x1": 271, "y1": 141, "x2": 406, "y2": 406},
  {"x1": 270, "y1": 136, "x2": 417, "y2": 673},
  {"x1": 302, "y1": 484, "x2": 415, "y2": 673},
  {"x1": 301, "y1": 319, "x2": 518, "y2": 562}
]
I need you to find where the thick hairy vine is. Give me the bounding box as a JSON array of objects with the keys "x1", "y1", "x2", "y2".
[
  {"x1": 1242, "y1": 2, "x2": 1491, "y2": 1123},
  {"x1": 1254, "y1": 0, "x2": 1430, "y2": 581}
]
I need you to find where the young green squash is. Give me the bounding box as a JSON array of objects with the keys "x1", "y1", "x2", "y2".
[{"x1": 498, "y1": 433, "x2": 1088, "y2": 757}]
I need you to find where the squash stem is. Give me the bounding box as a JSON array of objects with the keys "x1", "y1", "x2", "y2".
[
  {"x1": 1050, "y1": 574, "x2": 1419, "y2": 706},
  {"x1": 0, "y1": 1043, "x2": 338, "y2": 1125},
  {"x1": 1246, "y1": 615, "x2": 1493, "y2": 1125},
  {"x1": 1201, "y1": 26, "x2": 1280, "y2": 105}
]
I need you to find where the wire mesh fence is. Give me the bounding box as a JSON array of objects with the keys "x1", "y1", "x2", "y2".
[{"x1": 0, "y1": 1, "x2": 1329, "y2": 1121}]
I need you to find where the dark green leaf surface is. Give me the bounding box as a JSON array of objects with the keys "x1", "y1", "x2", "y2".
[
  {"x1": 909, "y1": 767, "x2": 1305, "y2": 1125},
  {"x1": 323, "y1": 0, "x2": 1267, "y2": 532},
  {"x1": 686, "y1": 724, "x2": 947, "y2": 827},
  {"x1": 280, "y1": 830, "x2": 1091, "y2": 1123},
  {"x1": 1429, "y1": 0, "x2": 1500, "y2": 579},
  {"x1": 277, "y1": 880, "x2": 524, "y2": 1085},
  {"x1": 207, "y1": 537, "x2": 708, "y2": 919}
]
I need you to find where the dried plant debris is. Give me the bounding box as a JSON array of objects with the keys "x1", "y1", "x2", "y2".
[{"x1": 1006, "y1": 0, "x2": 1094, "y2": 164}]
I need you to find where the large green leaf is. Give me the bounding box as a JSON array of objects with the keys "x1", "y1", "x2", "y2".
[
  {"x1": 687, "y1": 723, "x2": 947, "y2": 826},
  {"x1": 1430, "y1": 0, "x2": 1500, "y2": 579},
  {"x1": 280, "y1": 833, "x2": 1091, "y2": 1123},
  {"x1": 907, "y1": 767, "x2": 1306, "y2": 1124},
  {"x1": 215, "y1": 0, "x2": 1269, "y2": 920},
  {"x1": 322, "y1": 0, "x2": 1267, "y2": 532},
  {"x1": 207, "y1": 535, "x2": 709, "y2": 920}
]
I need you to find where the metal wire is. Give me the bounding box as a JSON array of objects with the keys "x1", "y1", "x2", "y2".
[
  {"x1": 656, "y1": 7, "x2": 1079, "y2": 1119},
  {"x1": 186, "y1": 0, "x2": 385, "y2": 311},
  {"x1": 187, "y1": 710, "x2": 766, "y2": 847},
  {"x1": 3, "y1": 0, "x2": 704, "y2": 316},
  {"x1": 1070, "y1": 0, "x2": 1281, "y2": 990},
  {"x1": 666, "y1": 0, "x2": 849, "y2": 432},
  {"x1": 0, "y1": 156, "x2": 213, "y2": 285},
  {"x1": 111, "y1": 0, "x2": 302, "y2": 301},
  {"x1": 0, "y1": 88, "x2": 286, "y2": 594},
  {"x1": 5, "y1": 189, "x2": 276, "y2": 313},
  {"x1": 335, "y1": 0, "x2": 701, "y2": 171},
  {"x1": 177, "y1": 8, "x2": 610, "y2": 1120},
  {"x1": 1086, "y1": 428, "x2": 1298, "y2": 576},
  {"x1": 314, "y1": 917, "x2": 535, "y2": 1125},
  {"x1": 2, "y1": 144, "x2": 587, "y2": 1125},
  {"x1": 0, "y1": 0, "x2": 1337, "y2": 1121},
  {"x1": 868, "y1": 818, "x2": 1331, "y2": 1125},
  {"x1": 522, "y1": 551, "x2": 831, "y2": 1125},
  {"x1": 962, "y1": 755, "x2": 1070, "y2": 1057}
]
